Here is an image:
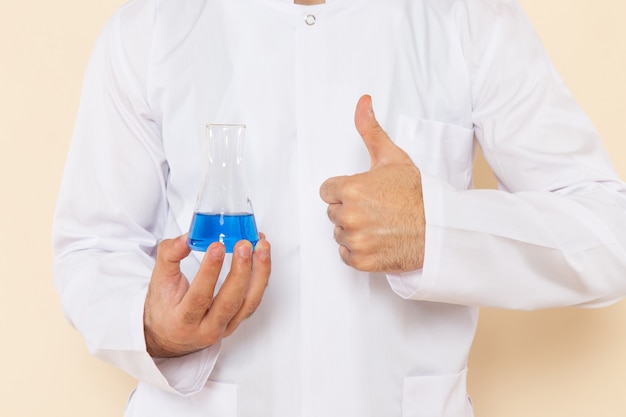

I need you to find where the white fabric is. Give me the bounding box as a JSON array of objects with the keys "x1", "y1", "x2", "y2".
[{"x1": 52, "y1": 0, "x2": 626, "y2": 416}]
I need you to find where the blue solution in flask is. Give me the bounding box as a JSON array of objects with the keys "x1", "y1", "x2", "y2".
[{"x1": 188, "y1": 212, "x2": 259, "y2": 253}]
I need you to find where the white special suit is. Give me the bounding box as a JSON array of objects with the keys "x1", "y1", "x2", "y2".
[{"x1": 52, "y1": 0, "x2": 626, "y2": 415}]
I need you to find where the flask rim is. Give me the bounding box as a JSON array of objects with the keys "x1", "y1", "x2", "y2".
[{"x1": 206, "y1": 123, "x2": 247, "y2": 129}]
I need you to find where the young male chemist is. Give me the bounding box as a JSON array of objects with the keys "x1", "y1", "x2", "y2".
[{"x1": 53, "y1": 0, "x2": 626, "y2": 415}]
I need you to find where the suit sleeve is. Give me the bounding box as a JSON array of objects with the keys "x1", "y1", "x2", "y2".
[
  {"x1": 52, "y1": 2, "x2": 218, "y2": 395},
  {"x1": 387, "y1": 0, "x2": 626, "y2": 309}
]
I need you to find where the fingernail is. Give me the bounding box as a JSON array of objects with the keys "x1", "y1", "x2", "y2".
[
  {"x1": 237, "y1": 242, "x2": 252, "y2": 258},
  {"x1": 208, "y1": 245, "x2": 224, "y2": 260},
  {"x1": 258, "y1": 246, "x2": 270, "y2": 261}
]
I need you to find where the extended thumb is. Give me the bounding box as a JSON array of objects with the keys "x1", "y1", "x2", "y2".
[{"x1": 354, "y1": 95, "x2": 396, "y2": 166}]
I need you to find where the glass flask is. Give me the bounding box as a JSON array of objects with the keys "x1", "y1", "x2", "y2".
[{"x1": 187, "y1": 124, "x2": 259, "y2": 253}]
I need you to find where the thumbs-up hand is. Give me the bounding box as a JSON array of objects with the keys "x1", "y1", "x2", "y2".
[{"x1": 319, "y1": 95, "x2": 425, "y2": 272}]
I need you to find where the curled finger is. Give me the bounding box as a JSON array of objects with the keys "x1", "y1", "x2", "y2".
[
  {"x1": 326, "y1": 202, "x2": 342, "y2": 226},
  {"x1": 333, "y1": 225, "x2": 345, "y2": 246}
]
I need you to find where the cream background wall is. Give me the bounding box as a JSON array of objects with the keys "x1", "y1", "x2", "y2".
[{"x1": 0, "y1": 0, "x2": 624, "y2": 416}]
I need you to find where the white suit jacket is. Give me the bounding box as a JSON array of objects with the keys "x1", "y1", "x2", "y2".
[{"x1": 53, "y1": 0, "x2": 626, "y2": 416}]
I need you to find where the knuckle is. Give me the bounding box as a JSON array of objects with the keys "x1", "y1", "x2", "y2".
[
  {"x1": 333, "y1": 225, "x2": 343, "y2": 242},
  {"x1": 326, "y1": 203, "x2": 342, "y2": 225},
  {"x1": 243, "y1": 299, "x2": 261, "y2": 318},
  {"x1": 217, "y1": 299, "x2": 244, "y2": 322},
  {"x1": 352, "y1": 256, "x2": 376, "y2": 272},
  {"x1": 340, "y1": 209, "x2": 365, "y2": 230},
  {"x1": 189, "y1": 293, "x2": 214, "y2": 310},
  {"x1": 181, "y1": 310, "x2": 199, "y2": 325},
  {"x1": 343, "y1": 183, "x2": 364, "y2": 201},
  {"x1": 339, "y1": 244, "x2": 378, "y2": 272},
  {"x1": 232, "y1": 255, "x2": 253, "y2": 274},
  {"x1": 326, "y1": 205, "x2": 334, "y2": 222},
  {"x1": 338, "y1": 245, "x2": 351, "y2": 264},
  {"x1": 202, "y1": 328, "x2": 224, "y2": 346},
  {"x1": 342, "y1": 230, "x2": 366, "y2": 250}
]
